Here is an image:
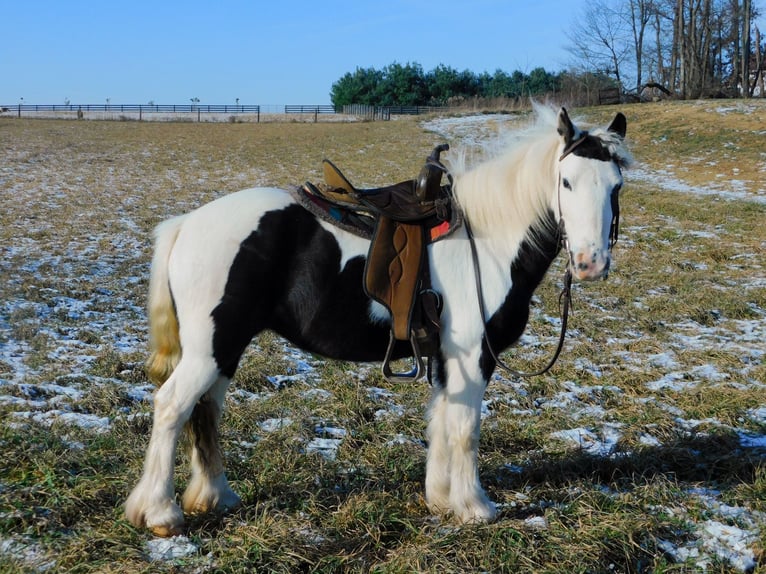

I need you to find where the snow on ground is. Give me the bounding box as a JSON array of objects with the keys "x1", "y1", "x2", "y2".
[
  {"x1": 629, "y1": 165, "x2": 766, "y2": 205},
  {"x1": 1, "y1": 110, "x2": 764, "y2": 571},
  {"x1": 145, "y1": 535, "x2": 199, "y2": 562}
]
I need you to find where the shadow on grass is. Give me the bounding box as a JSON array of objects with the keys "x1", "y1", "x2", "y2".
[{"x1": 490, "y1": 433, "x2": 765, "y2": 492}]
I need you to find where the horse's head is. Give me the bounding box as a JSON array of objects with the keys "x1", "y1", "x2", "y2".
[{"x1": 555, "y1": 107, "x2": 628, "y2": 281}]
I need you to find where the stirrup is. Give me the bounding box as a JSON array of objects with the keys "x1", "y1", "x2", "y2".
[{"x1": 381, "y1": 331, "x2": 425, "y2": 382}]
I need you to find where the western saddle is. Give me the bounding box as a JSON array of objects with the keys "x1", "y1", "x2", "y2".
[{"x1": 294, "y1": 144, "x2": 460, "y2": 381}]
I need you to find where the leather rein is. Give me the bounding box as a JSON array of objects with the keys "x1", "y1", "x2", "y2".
[{"x1": 464, "y1": 134, "x2": 621, "y2": 379}]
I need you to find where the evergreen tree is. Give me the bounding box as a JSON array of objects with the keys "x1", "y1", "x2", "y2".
[{"x1": 329, "y1": 62, "x2": 562, "y2": 106}]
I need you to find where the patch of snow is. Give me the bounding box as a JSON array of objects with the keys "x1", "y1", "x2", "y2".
[
  {"x1": 422, "y1": 113, "x2": 522, "y2": 147},
  {"x1": 700, "y1": 520, "x2": 759, "y2": 572},
  {"x1": 648, "y1": 352, "x2": 680, "y2": 370},
  {"x1": 126, "y1": 384, "x2": 155, "y2": 403},
  {"x1": 375, "y1": 404, "x2": 405, "y2": 420},
  {"x1": 657, "y1": 538, "x2": 705, "y2": 569},
  {"x1": 314, "y1": 424, "x2": 348, "y2": 439},
  {"x1": 146, "y1": 535, "x2": 198, "y2": 562},
  {"x1": 638, "y1": 433, "x2": 662, "y2": 447},
  {"x1": 386, "y1": 434, "x2": 426, "y2": 448},
  {"x1": 670, "y1": 319, "x2": 765, "y2": 366},
  {"x1": 367, "y1": 386, "x2": 395, "y2": 400},
  {"x1": 0, "y1": 537, "x2": 56, "y2": 572},
  {"x1": 573, "y1": 357, "x2": 604, "y2": 378},
  {"x1": 228, "y1": 389, "x2": 272, "y2": 403},
  {"x1": 536, "y1": 381, "x2": 622, "y2": 420},
  {"x1": 295, "y1": 528, "x2": 327, "y2": 545},
  {"x1": 260, "y1": 418, "x2": 294, "y2": 433},
  {"x1": 523, "y1": 516, "x2": 549, "y2": 531},
  {"x1": 11, "y1": 410, "x2": 111, "y2": 432},
  {"x1": 301, "y1": 388, "x2": 333, "y2": 401},
  {"x1": 629, "y1": 165, "x2": 766, "y2": 204},
  {"x1": 550, "y1": 423, "x2": 623, "y2": 457},
  {"x1": 305, "y1": 438, "x2": 343, "y2": 461},
  {"x1": 747, "y1": 407, "x2": 766, "y2": 424},
  {"x1": 266, "y1": 374, "x2": 305, "y2": 389},
  {"x1": 646, "y1": 372, "x2": 698, "y2": 392},
  {"x1": 503, "y1": 463, "x2": 524, "y2": 474}
]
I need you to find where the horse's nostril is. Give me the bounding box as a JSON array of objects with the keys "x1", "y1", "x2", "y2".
[{"x1": 578, "y1": 261, "x2": 590, "y2": 271}]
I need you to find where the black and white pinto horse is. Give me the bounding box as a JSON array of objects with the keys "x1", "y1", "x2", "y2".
[{"x1": 126, "y1": 106, "x2": 632, "y2": 536}]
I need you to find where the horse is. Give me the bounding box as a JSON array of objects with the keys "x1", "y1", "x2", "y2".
[{"x1": 125, "y1": 106, "x2": 632, "y2": 536}]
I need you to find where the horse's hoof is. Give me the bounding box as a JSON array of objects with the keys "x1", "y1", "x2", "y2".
[
  {"x1": 181, "y1": 473, "x2": 241, "y2": 515},
  {"x1": 453, "y1": 496, "x2": 497, "y2": 524},
  {"x1": 150, "y1": 524, "x2": 184, "y2": 538}
]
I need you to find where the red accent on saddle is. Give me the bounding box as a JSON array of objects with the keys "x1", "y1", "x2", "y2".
[{"x1": 429, "y1": 220, "x2": 451, "y2": 242}]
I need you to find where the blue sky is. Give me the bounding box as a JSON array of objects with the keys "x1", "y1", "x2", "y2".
[
  {"x1": 3, "y1": 0, "x2": 764, "y2": 106},
  {"x1": 2, "y1": 0, "x2": 594, "y2": 105}
]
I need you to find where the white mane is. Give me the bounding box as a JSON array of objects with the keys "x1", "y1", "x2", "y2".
[{"x1": 448, "y1": 106, "x2": 561, "y2": 251}]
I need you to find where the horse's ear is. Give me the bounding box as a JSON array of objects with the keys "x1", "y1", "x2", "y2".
[
  {"x1": 557, "y1": 107, "x2": 576, "y2": 145},
  {"x1": 608, "y1": 112, "x2": 627, "y2": 138}
]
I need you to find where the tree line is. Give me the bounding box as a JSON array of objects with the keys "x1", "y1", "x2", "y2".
[
  {"x1": 330, "y1": 63, "x2": 562, "y2": 107},
  {"x1": 568, "y1": 0, "x2": 764, "y2": 98},
  {"x1": 330, "y1": 1, "x2": 763, "y2": 107}
]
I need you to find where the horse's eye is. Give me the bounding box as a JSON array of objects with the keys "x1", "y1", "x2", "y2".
[{"x1": 562, "y1": 178, "x2": 572, "y2": 190}]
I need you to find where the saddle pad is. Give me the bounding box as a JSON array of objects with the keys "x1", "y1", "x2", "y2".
[{"x1": 290, "y1": 184, "x2": 375, "y2": 238}]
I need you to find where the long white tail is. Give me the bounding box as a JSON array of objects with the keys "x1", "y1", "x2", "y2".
[{"x1": 145, "y1": 215, "x2": 186, "y2": 385}]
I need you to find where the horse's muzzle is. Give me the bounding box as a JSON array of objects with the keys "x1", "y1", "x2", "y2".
[{"x1": 570, "y1": 250, "x2": 611, "y2": 281}]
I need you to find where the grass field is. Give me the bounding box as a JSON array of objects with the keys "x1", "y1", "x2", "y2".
[{"x1": 1, "y1": 100, "x2": 765, "y2": 573}]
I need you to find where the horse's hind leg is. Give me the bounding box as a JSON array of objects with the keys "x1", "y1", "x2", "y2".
[
  {"x1": 125, "y1": 355, "x2": 219, "y2": 536},
  {"x1": 181, "y1": 375, "x2": 241, "y2": 515}
]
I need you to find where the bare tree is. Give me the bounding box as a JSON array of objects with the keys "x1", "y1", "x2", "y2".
[
  {"x1": 628, "y1": 0, "x2": 654, "y2": 91},
  {"x1": 741, "y1": 0, "x2": 753, "y2": 95},
  {"x1": 566, "y1": 0, "x2": 633, "y2": 90},
  {"x1": 755, "y1": 25, "x2": 766, "y2": 94},
  {"x1": 568, "y1": 0, "x2": 764, "y2": 99}
]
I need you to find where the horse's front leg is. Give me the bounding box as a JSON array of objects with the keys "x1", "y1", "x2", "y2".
[
  {"x1": 426, "y1": 353, "x2": 496, "y2": 524},
  {"x1": 425, "y1": 388, "x2": 451, "y2": 513}
]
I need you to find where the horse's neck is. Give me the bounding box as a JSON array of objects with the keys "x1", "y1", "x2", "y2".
[
  {"x1": 448, "y1": 143, "x2": 561, "y2": 319},
  {"x1": 454, "y1": 144, "x2": 557, "y2": 265},
  {"x1": 509, "y1": 211, "x2": 561, "y2": 298}
]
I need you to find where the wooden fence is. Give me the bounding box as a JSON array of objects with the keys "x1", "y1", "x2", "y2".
[
  {"x1": 1, "y1": 103, "x2": 447, "y2": 122},
  {"x1": 284, "y1": 105, "x2": 339, "y2": 123},
  {"x1": 340, "y1": 105, "x2": 440, "y2": 120},
  {"x1": 284, "y1": 105, "x2": 338, "y2": 114},
  {"x1": 342, "y1": 104, "x2": 390, "y2": 120},
  {"x1": 5, "y1": 103, "x2": 262, "y2": 121},
  {"x1": 597, "y1": 88, "x2": 621, "y2": 105}
]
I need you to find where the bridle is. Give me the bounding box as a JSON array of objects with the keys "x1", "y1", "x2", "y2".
[{"x1": 466, "y1": 134, "x2": 622, "y2": 379}]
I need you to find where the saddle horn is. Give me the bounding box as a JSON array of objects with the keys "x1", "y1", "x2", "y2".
[{"x1": 416, "y1": 144, "x2": 449, "y2": 202}]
